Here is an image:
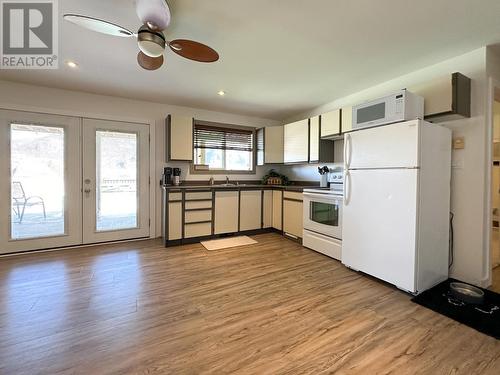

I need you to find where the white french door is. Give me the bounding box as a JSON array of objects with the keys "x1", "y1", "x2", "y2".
[
  {"x1": 0, "y1": 110, "x2": 82, "y2": 253},
  {"x1": 82, "y1": 119, "x2": 150, "y2": 243},
  {"x1": 0, "y1": 110, "x2": 150, "y2": 254}
]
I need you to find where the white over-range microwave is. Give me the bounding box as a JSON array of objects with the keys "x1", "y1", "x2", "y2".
[{"x1": 352, "y1": 89, "x2": 424, "y2": 130}]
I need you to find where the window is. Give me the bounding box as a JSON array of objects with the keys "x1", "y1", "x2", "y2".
[
  {"x1": 256, "y1": 128, "x2": 264, "y2": 166},
  {"x1": 193, "y1": 123, "x2": 255, "y2": 173}
]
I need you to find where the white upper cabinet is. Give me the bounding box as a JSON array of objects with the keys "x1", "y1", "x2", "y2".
[
  {"x1": 264, "y1": 126, "x2": 284, "y2": 164},
  {"x1": 167, "y1": 115, "x2": 193, "y2": 161},
  {"x1": 284, "y1": 119, "x2": 309, "y2": 163},
  {"x1": 309, "y1": 116, "x2": 320, "y2": 162},
  {"x1": 320, "y1": 109, "x2": 341, "y2": 138},
  {"x1": 341, "y1": 106, "x2": 353, "y2": 133}
]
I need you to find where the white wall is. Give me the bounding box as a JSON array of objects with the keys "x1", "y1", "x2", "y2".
[
  {"x1": 280, "y1": 48, "x2": 489, "y2": 287},
  {"x1": 0, "y1": 80, "x2": 279, "y2": 238}
]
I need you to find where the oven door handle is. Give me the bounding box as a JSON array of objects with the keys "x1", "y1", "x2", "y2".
[{"x1": 303, "y1": 193, "x2": 343, "y2": 201}]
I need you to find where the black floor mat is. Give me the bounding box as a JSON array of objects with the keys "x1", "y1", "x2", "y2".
[{"x1": 412, "y1": 278, "x2": 500, "y2": 339}]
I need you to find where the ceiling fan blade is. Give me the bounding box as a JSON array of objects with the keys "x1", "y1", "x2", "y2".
[
  {"x1": 169, "y1": 39, "x2": 219, "y2": 63},
  {"x1": 137, "y1": 51, "x2": 164, "y2": 70},
  {"x1": 64, "y1": 14, "x2": 134, "y2": 37},
  {"x1": 135, "y1": 0, "x2": 171, "y2": 31}
]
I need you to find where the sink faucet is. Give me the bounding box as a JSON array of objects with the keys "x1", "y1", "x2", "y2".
[
  {"x1": 209, "y1": 176, "x2": 214, "y2": 185},
  {"x1": 225, "y1": 176, "x2": 230, "y2": 184}
]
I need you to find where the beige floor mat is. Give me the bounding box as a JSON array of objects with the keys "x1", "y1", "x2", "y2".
[{"x1": 201, "y1": 236, "x2": 257, "y2": 251}]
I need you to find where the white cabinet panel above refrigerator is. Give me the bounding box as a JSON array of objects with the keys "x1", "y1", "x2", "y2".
[{"x1": 345, "y1": 120, "x2": 420, "y2": 169}]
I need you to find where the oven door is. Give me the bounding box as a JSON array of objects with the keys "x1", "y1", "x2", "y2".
[{"x1": 303, "y1": 192, "x2": 342, "y2": 239}]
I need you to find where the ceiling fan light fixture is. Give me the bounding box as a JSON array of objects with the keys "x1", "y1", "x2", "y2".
[
  {"x1": 137, "y1": 27, "x2": 165, "y2": 57},
  {"x1": 136, "y1": 0, "x2": 171, "y2": 31}
]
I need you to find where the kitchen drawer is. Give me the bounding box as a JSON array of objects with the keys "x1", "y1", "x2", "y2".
[
  {"x1": 283, "y1": 191, "x2": 303, "y2": 201},
  {"x1": 185, "y1": 210, "x2": 212, "y2": 223},
  {"x1": 184, "y1": 222, "x2": 211, "y2": 238},
  {"x1": 303, "y1": 230, "x2": 342, "y2": 261},
  {"x1": 168, "y1": 192, "x2": 182, "y2": 201},
  {"x1": 185, "y1": 201, "x2": 212, "y2": 210},
  {"x1": 185, "y1": 191, "x2": 212, "y2": 200}
]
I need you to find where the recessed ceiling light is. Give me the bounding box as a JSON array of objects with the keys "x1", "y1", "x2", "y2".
[
  {"x1": 218, "y1": 90, "x2": 226, "y2": 96},
  {"x1": 66, "y1": 60, "x2": 79, "y2": 69}
]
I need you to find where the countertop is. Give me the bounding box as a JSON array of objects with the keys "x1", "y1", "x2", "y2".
[{"x1": 162, "y1": 183, "x2": 327, "y2": 192}]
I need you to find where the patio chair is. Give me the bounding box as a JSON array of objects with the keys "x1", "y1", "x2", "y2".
[{"x1": 11, "y1": 181, "x2": 46, "y2": 223}]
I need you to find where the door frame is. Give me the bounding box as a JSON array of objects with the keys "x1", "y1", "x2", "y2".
[
  {"x1": 0, "y1": 104, "x2": 157, "y2": 241},
  {"x1": 485, "y1": 77, "x2": 500, "y2": 287}
]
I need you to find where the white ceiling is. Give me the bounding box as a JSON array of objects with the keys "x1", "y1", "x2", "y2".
[{"x1": 2, "y1": 0, "x2": 500, "y2": 120}]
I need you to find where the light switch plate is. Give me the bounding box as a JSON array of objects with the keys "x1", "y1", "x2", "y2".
[{"x1": 453, "y1": 137, "x2": 465, "y2": 149}]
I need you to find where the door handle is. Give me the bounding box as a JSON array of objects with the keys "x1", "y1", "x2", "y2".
[
  {"x1": 344, "y1": 133, "x2": 352, "y2": 170},
  {"x1": 84, "y1": 188, "x2": 91, "y2": 194},
  {"x1": 344, "y1": 170, "x2": 351, "y2": 206}
]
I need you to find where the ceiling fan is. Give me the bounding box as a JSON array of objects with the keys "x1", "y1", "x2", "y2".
[{"x1": 63, "y1": 0, "x2": 219, "y2": 70}]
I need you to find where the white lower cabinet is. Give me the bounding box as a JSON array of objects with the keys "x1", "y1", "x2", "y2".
[
  {"x1": 165, "y1": 188, "x2": 307, "y2": 245},
  {"x1": 283, "y1": 192, "x2": 303, "y2": 238},
  {"x1": 214, "y1": 191, "x2": 239, "y2": 234},
  {"x1": 168, "y1": 202, "x2": 182, "y2": 240},
  {"x1": 263, "y1": 190, "x2": 273, "y2": 228},
  {"x1": 239, "y1": 190, "x2": 262, "y2": 231},
  {"x1": 272, "y1": 190, "x2": 283, "y2": 230}
]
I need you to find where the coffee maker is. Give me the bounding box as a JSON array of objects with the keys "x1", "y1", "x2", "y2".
[
  {"x1": 162, "y1": 167, "x2": 173, "y2": 186},
  {"x1": 173, "y1": 168, "x2": 181, "y2": 186}
]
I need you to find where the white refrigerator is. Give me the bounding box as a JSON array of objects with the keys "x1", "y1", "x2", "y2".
[{"x1": 342, "y1": 120, "x2": 451, "y2": 294}]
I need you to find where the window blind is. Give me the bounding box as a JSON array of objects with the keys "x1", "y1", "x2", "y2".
[
  {"x1": 194, "y1": 124, "x2": 254, "y2": 152},
  {"x1": 256, "y1": 128, "x2": 264, "y2": 165}
]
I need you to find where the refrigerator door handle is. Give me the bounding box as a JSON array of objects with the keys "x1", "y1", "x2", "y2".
[
  {"x1": 344, "y1": 170, "x2": 351, "y2": 205},
  {"x1": 344, "y1": 133, "x2": 352, "y2": 170}
]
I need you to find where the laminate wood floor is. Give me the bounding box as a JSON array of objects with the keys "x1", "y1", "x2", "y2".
[{"x1": 0, "y1": 233, "x2": 499, "y2": 374}]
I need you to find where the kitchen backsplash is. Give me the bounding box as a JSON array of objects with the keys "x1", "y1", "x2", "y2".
[
  {"x1": 164, "y1": 139, "x2": 344, "y2": 183},
  {"x1": 277, "y1": 139, "x2": 344, "y2": 181}
]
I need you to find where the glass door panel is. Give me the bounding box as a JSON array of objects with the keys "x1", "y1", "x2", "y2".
[
  {"x1": 0, "y1": 110, "x2": 82, "y2": 254},
  {"x1": 10, "y1": 124, "x2": 65, "y2": 239},
  {"x1": 96, "y1": 131, "x2": 138, "y2": 231},
  {"x1": 82, "y1": 119, "x2": 150, "y2": 244}
]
